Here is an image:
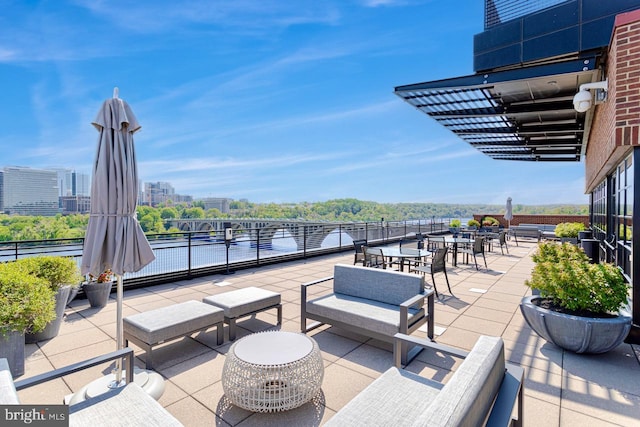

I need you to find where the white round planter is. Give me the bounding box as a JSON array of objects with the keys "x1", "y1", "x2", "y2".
[{"x1": 520, "y1": 295, "x2": 631, "y2": 354}]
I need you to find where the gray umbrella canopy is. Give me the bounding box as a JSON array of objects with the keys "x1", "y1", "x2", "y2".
[
  {"x1": 504, "y1": 197, "x2": 514, "y2": 227},
  {"x1": 81, "y1": 93, "x2": 155, "y2": 383},
  {"x1": 81, "y1": 96, "x2": 155, "y2": 277}
]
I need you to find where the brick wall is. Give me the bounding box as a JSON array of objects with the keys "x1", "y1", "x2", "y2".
[
  {"x1": 472, "y1": 214, "x2": 589, "y2": 228},
  {"x1": 585, "y1": 9, "x2": 640, "y2": 192}
]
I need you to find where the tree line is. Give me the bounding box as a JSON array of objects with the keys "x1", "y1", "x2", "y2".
[{"x1": 0, "y1": 198, "x2": 588, "y2": 241}]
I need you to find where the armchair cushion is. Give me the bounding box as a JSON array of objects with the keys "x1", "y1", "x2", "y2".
[
  {"x1": 306, "y1": 293, "x2": 425, "y2": 336},
  {"x1": 69, "y1": 383, "x2": 182, "y2": 427},
  {"x1": 326, "y1": 367, "x2": 442, "y2": 426}
]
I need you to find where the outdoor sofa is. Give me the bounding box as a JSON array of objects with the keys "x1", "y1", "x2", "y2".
[
  {"x1": 301, "y1": 263, "x2": 434, "y2": 365},
  {"x1": 508, "y1": 225, "x2": 542, "y2": 244},
  {"x1": 1, "y1": 348, "x2": 182, "y2": 426},
  {"x1": 326, "y1": 334, "x2": 524, "y2": 427}
]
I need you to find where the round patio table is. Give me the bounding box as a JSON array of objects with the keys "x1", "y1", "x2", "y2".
[{"x1": 222, "y1": 331, "x2": 324, "y2": 412}]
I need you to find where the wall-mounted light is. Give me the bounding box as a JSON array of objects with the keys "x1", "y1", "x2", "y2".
[{"x1": 573, "y1": 79, "x2": 608, "y2": 113}]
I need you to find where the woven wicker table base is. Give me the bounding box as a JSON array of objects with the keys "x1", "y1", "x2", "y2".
[{"x1": 222, "y1": 331, "x2": 324, "y2": 412}]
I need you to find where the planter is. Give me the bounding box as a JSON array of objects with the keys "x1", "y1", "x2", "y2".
[
  {"x1": 67, "y1": 286, "x2": 80, "y2": 305},
  {"x1": 520, "y1": 295, "x2": 631, "y2": 353},
  {"x1": 26, "y1": 285, "x2": 71, "y2": 343},
  {"x1": 83, "y1": 281, "x2": 113, "y2": 308},
  {"x1": 578, "y1": 230, "x2": 593, "y2": 241},
  {"x1": 559, "y1": 237, "x2": 578, "y2": 244},
  {"x1": 0, "y1": 329, "x2": 25, "y2": 377}
]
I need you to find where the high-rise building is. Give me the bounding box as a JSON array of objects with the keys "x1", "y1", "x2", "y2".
[
  {"x1": 144, "y1": 181, "x2": 175, "y2": 207},
  {"x1": 200, "y1": 197, "x2": 232, "y2": 213},
  {"x1": 0, "y1": 166, "x2": 59, "y2": 216},
  {"x1": 55, "y1": 169, "x2": 90, "y2": 197},
  {"x1": 72, "y1": 171, "x2": 90, "y2": 197}
]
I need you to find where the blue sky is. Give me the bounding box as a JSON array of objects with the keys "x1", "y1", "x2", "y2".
[{"x1": 0, "y1": 0, "x2": 588, "y2": 205}]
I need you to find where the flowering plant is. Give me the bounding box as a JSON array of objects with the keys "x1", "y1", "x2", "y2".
[{"x1": 90, "y1": 269, "x2": 113, "y2": 283}]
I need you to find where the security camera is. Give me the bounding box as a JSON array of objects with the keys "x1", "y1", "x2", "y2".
[{"x1": 573, "y1": 79, "x2": 608, "y2": 113}]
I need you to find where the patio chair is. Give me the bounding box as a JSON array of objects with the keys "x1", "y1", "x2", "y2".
[
  {"x1": 498, "y1": 230, "x2": 509, "y2": 254},
  {"x1": 398, "y1": 239, "x2": 422, "y2": 269},
  {"x1": 353, "y1": 239, "x2": 367, "y2": 265},
  {"x1": 409, "y1": 247, "x2": 451, "y2": 298},
  {"x1": 363, "y1": 246, "x2": 386, "y2": 269},
  {"x1": 458, "y1": 236, "x2": 487, "y2": 270}
]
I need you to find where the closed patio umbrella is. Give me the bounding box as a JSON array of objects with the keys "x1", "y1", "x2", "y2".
[
  {"x1": 504, "y1": 197, "x2": 514, "y2": 229},
  {"x1": 81, "y1": 88, "x2": 155, "y2": 384}
]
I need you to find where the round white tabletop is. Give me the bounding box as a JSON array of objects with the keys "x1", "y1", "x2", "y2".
[{"x1": 234, "y1": 331, "x2": 313, "y2": 365}]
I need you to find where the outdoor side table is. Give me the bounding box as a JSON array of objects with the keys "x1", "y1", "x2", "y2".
[{"x1": 222, "y1": 331, "x2": 324, "y2": 412}]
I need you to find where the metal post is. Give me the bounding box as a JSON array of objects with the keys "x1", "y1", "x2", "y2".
[
  {"x1": 187, "y1": 232, "x2": 192, "y2": 277},
  {"x1": 256, "y1": 228, "x2": 261, "y2": 266},
  {"x1": 303, "y1": 226, "x2": 307, "y2": 258}
]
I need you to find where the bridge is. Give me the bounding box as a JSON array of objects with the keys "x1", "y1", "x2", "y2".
[{"x1": 168, "y1": 219, "x2": 433, "y2": 250}]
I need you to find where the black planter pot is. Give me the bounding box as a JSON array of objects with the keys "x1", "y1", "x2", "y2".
[
  {"x1": 26, "y1": 285, "x2": 71, "y2": 343},
  {"x1": 83, "y1": 282, "x2": 113, "y2": 308},
  {"x1": 0, "y1": 329, "x2": 25, "y2": 377},
  {"x1": 520, "y1": 295, "x2": 631, "y2": 353}
]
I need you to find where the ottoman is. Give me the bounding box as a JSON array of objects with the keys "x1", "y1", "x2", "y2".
[
  {"x1": 123, "y1": 300, "x2": 224, "y2": 369},
  {"x1": 203, "y1": 287, "x2": 282, "y2": 340}
]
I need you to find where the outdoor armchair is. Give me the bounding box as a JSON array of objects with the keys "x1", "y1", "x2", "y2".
[{"x1": 2, "y1": 348, "x2": 182, "y2": 426}]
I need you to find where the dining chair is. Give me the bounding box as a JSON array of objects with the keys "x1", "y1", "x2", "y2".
[
  {"x1": 458, "y1": 236, "x2": 487, "y2": 270},
  {"x1": 353, "y1": 239, "x2": 367, "y2": 265},
  {"x1": 398, "y1": 239, "x2": 422, "y2": 270},
  {"x1": 409, "y1": 247, "x2": 451, "y2": 298},
  {"x1": 498, "y1": 231, "x2": 509, "y2": 255},
  {"x1": 363, "y1": 246, "x2": 386, "y2": 269}
]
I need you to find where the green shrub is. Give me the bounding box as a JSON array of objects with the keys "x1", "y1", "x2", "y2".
[
  {"x1": 481, "y1": 216, "x2": 499, "y2": 226},
  {"x1": 525, "y1": 242, "x2": 628, "y2": 314},
  {"x1": 467, "y1": 219, "x2": 480, "y2": 228},
  {"x1": 554, "y1": 222, "x2": 585, "y2": 238},
  {"x1": 0, "y1": 262, "x2": 56, "y2": 334},
  {"x1": 18, "y1": 256, "x2": 82, "y2": 290},
  {"x1": 450, "y1": 219, "x2": 461, "y2": 228}
]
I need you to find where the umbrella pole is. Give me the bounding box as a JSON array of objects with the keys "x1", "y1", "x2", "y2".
[{"x1": 113, "y1": 274, "x2": 124, "y2": 387}]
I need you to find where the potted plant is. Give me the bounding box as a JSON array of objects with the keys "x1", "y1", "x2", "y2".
[
  {"x1": 449, "y1": 219, "x2": 461, "y2": 235},
  {"x1": 554, "y1": 222, "x2": 585, "y2": 244},
  {"x1": 520, "y1": 242, "x2": 631, "y2": 353},
  {"x1": 83, "y1": 269, "x2": 114, "y2": 308},
  {"x1": 21, "y1": 256, "x2": 83, "y2": 343},
  {"x1": 0, "y1": 261, "x2": 56, "y2": 376},
  {"x1": 467, "y1": 219, "x2": 480, "y2": 229}
]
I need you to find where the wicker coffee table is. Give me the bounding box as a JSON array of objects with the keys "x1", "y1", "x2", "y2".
[{"x1": 222, "y1": 331, "x2": 324, "y2": 412}]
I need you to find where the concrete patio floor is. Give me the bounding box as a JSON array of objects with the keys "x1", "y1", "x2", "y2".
[{"x1": 16, "y1": 239, "x2": 640, "y2": 426}]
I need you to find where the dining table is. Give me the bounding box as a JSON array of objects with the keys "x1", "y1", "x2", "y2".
[{"x1": 379, "y1": 247, "x2": 431, "y2": 271}]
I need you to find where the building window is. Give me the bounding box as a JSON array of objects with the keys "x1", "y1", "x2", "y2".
[{"x1": 614, "y1": 154, "x2": 633, "y2": 279}]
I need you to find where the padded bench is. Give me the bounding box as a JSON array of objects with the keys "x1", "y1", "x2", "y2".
[
  {"x1": 123, "y1": 300, "x2": 224, "y2": 369},
  {"x1": 508, "y1": 226, "x2": 541, "y2": 245},
  {"x1": 203, "y1": 287, "x2": 282, "y2": 340}
]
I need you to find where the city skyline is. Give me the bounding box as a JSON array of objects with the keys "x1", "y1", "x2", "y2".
[{"x1": 1, "y1": 1, "x2": 589, "y2": 205}]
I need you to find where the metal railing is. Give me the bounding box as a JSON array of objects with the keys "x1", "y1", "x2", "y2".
[
  {"x1": 485, "y1": 0, "x2": 570, "y2": 29},
  {"x1": 0, "y1": 220, "x2": 449, "y2": 290}
]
